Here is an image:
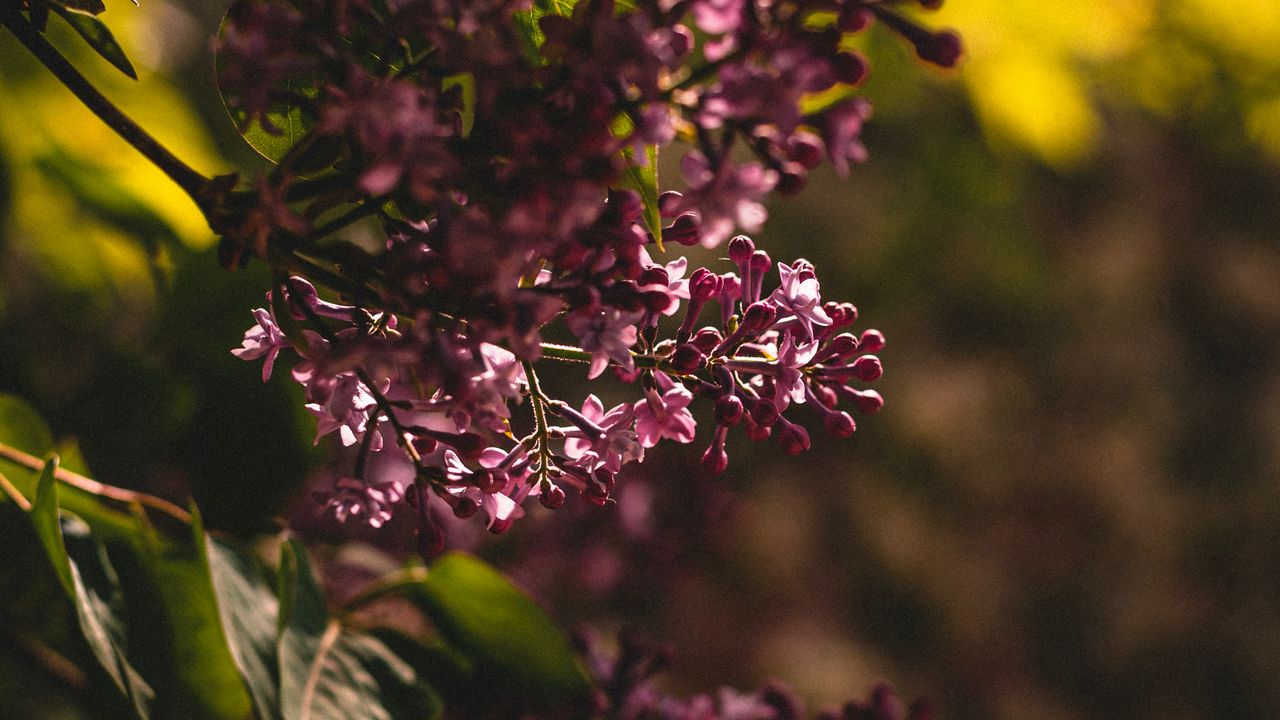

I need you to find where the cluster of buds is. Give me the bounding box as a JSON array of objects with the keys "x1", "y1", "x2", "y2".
[{"x1": 218, "y1": 0, "x2": 955, "y2": 550}]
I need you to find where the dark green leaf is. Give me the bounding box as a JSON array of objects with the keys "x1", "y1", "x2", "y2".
[
  {"x1": 43, "y1": 0, "x2": 107, "y2": 16},
  {"x1": 278, "y1": 540, "x2": 443, "y2": 720},
  {"x1": 111, "y1": 508, "x2": 257, "y2": 720},
  {"x1": 51, "y1": 6, "x2": 137, "y2": 79},
  {"x1": 30, "y1": 461, "x2": 155, "y2": 718},
  {"x1": 410, "y1": 553, "x2": 594, "y2": 710},
  {"x1": 215, "y1": 4, "x2": 323, "y2": 165},
  {"x1": 208, "y1": 538, "x2": 283, "y2": 720}
]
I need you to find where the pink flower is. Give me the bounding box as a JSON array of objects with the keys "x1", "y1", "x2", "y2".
[
  {"x1": 563, "y1": 395, "x2": 644, "y2": 472},
  {"x1": 633, "y1": 374, "x2": 696, "y2": 448},
  {"x1": 232, "y1": 308, "x2": 289, "y2": 382},
  {"x1": 670, "y1": 153, "x2": 777, "y2": 248},
  {"x1": 768, "y1": 261, "x2": 832, "y2": 341},
  {"x1": 566, "y1": 307, "x2": 642, "y2": 379}
]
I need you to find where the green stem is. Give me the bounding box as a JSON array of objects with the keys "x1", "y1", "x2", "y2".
[
  {"x1": 0, "y1": 442, "x2": 192, "y2": 524},
  {"x1": 0, "y1": 7, "x2": 211, "y2": 207},
  {"x1": 337, "y1": 566, "x2": 431, "y2": 617},
  {"x1": 520, "y1": 360, "x2": 555, "y2": 485}
]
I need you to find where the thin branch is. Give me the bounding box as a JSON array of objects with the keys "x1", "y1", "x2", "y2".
[
  {"x1": 0, "y1": 7, "x2": 210, "y2": 206},
  {"x1": 0, "y1": 442, "x2": 192, "y2": 524}
]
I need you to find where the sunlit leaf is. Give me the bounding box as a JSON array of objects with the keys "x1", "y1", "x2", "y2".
[
  {"x1": 43, "y1": 0, "x2": 107, "y2": 16},
  {"x1": 50, "y1": 6, "x2": 137, "y2": 80},
  {"x1": 410, "y1": 552, "x2": 594, "y2": 711},
  {"x1": 208, "y1": 538, "x2": 283, "y2": 720},
  {"x1": 611, "y1": 113, "x2": 662, "y2": 248}
]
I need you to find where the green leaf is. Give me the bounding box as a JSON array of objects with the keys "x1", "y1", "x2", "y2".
[
  {"x1": 215, "y1": 3, "x2": 324, "y2": 165},
  {"x1": 51, "y1": 6, "x2": 137, "y2": 80},
  {"x1": 29, "y1": 461, "x2": 156, "y2": 718},
  {"x1": 278, "y1": 540, "x2": 443, "y2": 720},
  {"x1": 34, "y1": 146, "x2": 184, "y2": 289},
  {"x1": 410, "y1": 553, "x2": 594, "y2": 711},
  {"x1": 612, "y1": 114, "x2": 663, "y2": 249},
  {"x1": 43, "y1": 0, "x2": 107, "y2": 16},
  {"x1": 208, "y1": 539, "x2": 283, "y2": 720},
  {"x1": 114, "y1": 507, "x2": 258, "y2": 720}
]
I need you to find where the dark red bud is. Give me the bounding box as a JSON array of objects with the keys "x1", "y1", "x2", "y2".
[
  {"x1": 690, "y1": 327, "x2": 723, "y2": 354},
  {"x1": 838, "y1": 6, "x2": 874, "y2": 32},
  {"x1": 742, "y1": 302, "x2": 777, "y2": 334},
  {"x1": 715, "y1": 395, "x2": 744, "y2": 425},
  {"x1": 750, "y1": 250, "x2": 771, "y2": 275},
  {"x1": 851, "y1": 355, "x2": 883, "y2": 381},
  {"x1": 858, "y1": 329, "x2": 885, "y2": 354},
  {"x1": 920, "y1": 30, "x2": 963, "y2": 68},
  {"x1": 788, "y1": 131, "x2": 826, "y2": 169},
  {"x1": 665, "y1": 213, "x2": 701, "y2": 246},
  {"x1": 749, "y1": 398, "x2": 780, "y2": 426},
  {"x1": 639, "y1": 266, "x2": 670, "y2": 287},
  {"x1": 701, "y1": 444, "x2": 729, "y2": 474},
  {"x1": 415, "y1": 525, "x2": 445, "y2": 560},
  {"x1": 668, "y1": 344, "x2": 707, "y2": 373},
  {"x1": 849, "y1": 388, "x2": 884, "y2": 415},
  {"x1": 830, "y1": 332, "x2": 859, "y2": 357},
  {"x1": 539, "y1": 484, "x2": 567, "y2": 509},
  {"x1": 728, "y1": 235, "x2": 755, "y2": 264},
  {"x1": 823, "y1": 411, "x2": 857, "y2": 438},
  {"x1": 689, "y1": 267, "x2": 721, "y2": 302},
  {"x1": 776, "y1": 420, "x2": 811, "y2": 455},
  {"x1": 833, "y1": 52, "x2": 870, "y2": 86}
]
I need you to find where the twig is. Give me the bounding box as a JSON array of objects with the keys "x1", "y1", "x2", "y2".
[{"x1": 0, "y1": 442, "x2": 192, "y2": 524}]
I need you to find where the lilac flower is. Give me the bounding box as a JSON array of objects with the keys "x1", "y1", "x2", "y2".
[
  {"x1": 817, "y1": 98, "x2": 873, "y2": 179},
  {"x1": 566, "y1": 307, "x2": 642, "y2": 379},
  {"x1": 232, "y1": 308, "x2": 290, "y2": 382},
  {"x1": 772, "y1": 331, "x2": 819, "y2": 411},
  {"x1": 440, "y1": 450, "x2": 525, "y2": 531},
  {"x1": 305, "y1": 372, "x2": 381, "y2": 448},
  {"x1": 670, "y1": 153, "x2": 778, "y2": 248},
  {"x1": 768, "y1": 261, "x2": 833, "y2": 340},
  {"x1": 691, "y1": 0, "x2": 746, "y2": 35},
  {"x1": 313, "y1": 477, "x2": 403, "y2": 528},
  {"x1": 563, "y1": 394, "x2": 644, "y2": 472},
  {"x1": 634, "y1": 374, "x2": 696, "y2": 448}
]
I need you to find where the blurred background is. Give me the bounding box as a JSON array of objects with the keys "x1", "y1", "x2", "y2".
[{"x1": 2, "y1": 1, "x2": 1280, "y2": 718}]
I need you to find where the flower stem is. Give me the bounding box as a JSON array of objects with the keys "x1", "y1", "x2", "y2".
[
  {"x1": 0, "y1": 7, "x2": 211, "y2": 208},
  {"x1": 0, "y1": 441, "x2": 192, "y2": 523}
]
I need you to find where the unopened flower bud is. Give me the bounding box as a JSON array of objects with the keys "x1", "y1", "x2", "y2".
[
  {"x1": 788, "y1": 131, "x2": 825, "y2": 169},
  {"x1": 689, "y1": 327, "x2": 723, "y2": 354},
  {"x1": 851, "y1": 355, "x2": 883, "y2": 381},
  {"x1": 777, "y1": 164, "x2": 807, "y2": 196},
  {"x1": 741, "y1": 302, "x2": 777, "y2": 334},
  {"x1": 749, "y1": 398, "x2": 780, "y2": 427},
  {"x1": 847, "y1": 388, "x2": 884, "y2": 415},
  {"x1": 823, "y1": 410, "x2": 857, "y2": 438},
  {"x1": 416, "y1": 524, "x2": 445, "y2": 560},
  {"x1": 665, "y1": 213, "x2": 701, "y2": 246},
  {"x1": 540, "y1": 484, "x2": 567, "y2": 509},
  {"x1": 701, "y1": 443, "x2": 729, "y2": 474},
  {"x1": 833, "y1": 52, "x2": 870, "y2": 86},
  {"x1": 714, "y1": 394, "x2": 744, "y2": 425},
  {"x1": 639, "y1": 266, "x2": 670, "y2": 287},
  {"x1": 668, "y1": 343, "x2": 707, "y2": 373},
  {"x1": 838, "y1": 5, "x2": 874, "y2": 32},
  {"x1": 728, "y1": 235, "x2": 755, "y2": 264},
  {"x1": 775, "y1": 419, "x2": 811, "y2": 455},
  {"x1": 858, "y1": 329, "x2": 885, "y2": 354},
  {"x1": 689, "y1": 267, "x2": 721, "y2": 302}
]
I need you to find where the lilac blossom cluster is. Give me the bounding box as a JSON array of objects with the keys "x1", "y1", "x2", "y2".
[
  {"x1": 218, "y1": 0, "x2": 955, "y2": 549},
  {"x1": 576, "y1": 628, "x2": 936, "y2": 719}
]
